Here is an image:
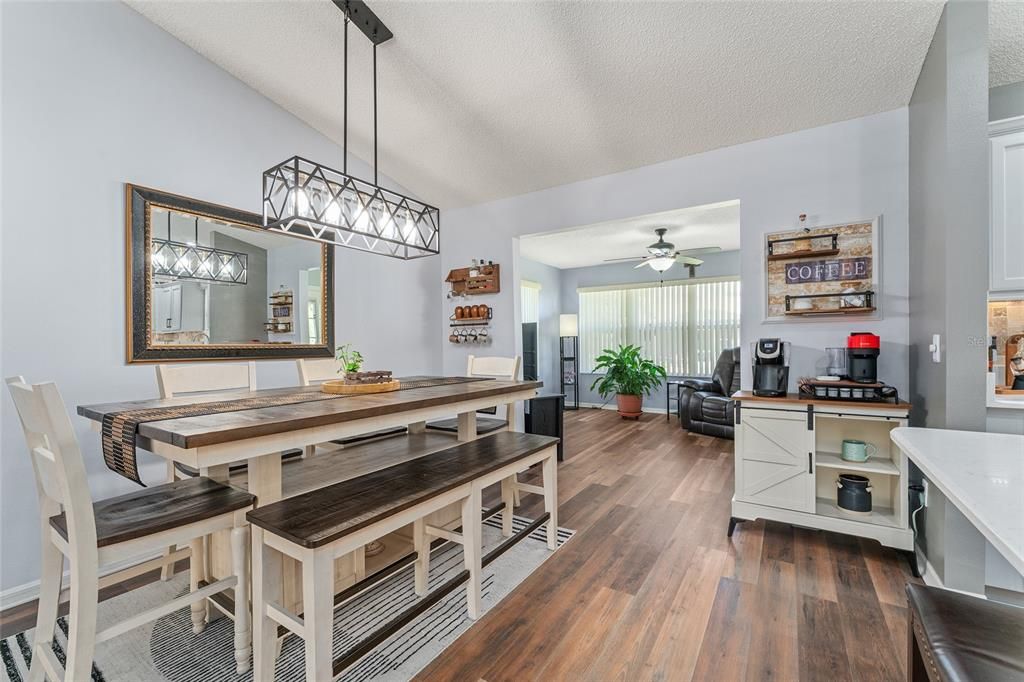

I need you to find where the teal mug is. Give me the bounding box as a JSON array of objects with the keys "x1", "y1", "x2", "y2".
[{"x1": 841, "y1": 439, "x2": 876, "y2": 462}]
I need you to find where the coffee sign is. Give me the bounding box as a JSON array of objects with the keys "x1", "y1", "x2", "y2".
[{"x1": 785, "y1": 257, "x2": 871, "y2": 284}]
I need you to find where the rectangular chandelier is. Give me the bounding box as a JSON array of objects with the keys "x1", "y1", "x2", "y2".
[
  {"x1": 262, "y1": 156, "x2": 440, "y2": 260},
  {"x1": 152, "y1": 239, "x2": 248, "y2": 284}
]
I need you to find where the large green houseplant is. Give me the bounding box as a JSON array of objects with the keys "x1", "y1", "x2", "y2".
[{"x1": 589, "y1": 344, "x2": 667, "y2": 418}]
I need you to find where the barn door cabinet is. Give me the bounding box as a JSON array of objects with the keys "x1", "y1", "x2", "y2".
[{"x1": 731, "y1": 392, "x2": 913, "y2": 551}]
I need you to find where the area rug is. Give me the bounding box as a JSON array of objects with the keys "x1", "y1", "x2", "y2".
[{"x1": 1, "y1": 514, "x2": 573, "y2": 682}]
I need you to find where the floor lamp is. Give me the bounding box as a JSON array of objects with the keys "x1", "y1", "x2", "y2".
[{"x1": 559, "y1": 314, "x2": 579, "y2": 410}]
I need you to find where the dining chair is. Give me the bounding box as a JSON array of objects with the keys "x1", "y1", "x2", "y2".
[
  {"x1": 426, "y1": 354, "x2": 523, "y2": 435},
  {"x1": 6, "y1": 377, "x2": 256, "y2": 680},
  {"x1": 295, "y1": 358, "x2": 407, "y2": 457},
  {"x1": 155, "y1": 361, "x2": 256, "y2": 581}
]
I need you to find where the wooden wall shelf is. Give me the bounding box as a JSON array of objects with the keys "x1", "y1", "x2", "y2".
[
  {"x1": 446, "y1": 264, "x2": 500, "y2": 296},
  {"x1": 766, "y1": 248, "x2": 840, "y2": 262},
  {"x1": 785, "y1": 306, "x2": 876, "y2": 317}
]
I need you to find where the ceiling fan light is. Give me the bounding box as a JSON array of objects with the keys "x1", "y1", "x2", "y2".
[{"x1": 649, "y1": 256, "x2": 676, "y2": 272}]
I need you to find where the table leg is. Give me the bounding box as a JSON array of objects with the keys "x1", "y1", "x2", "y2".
[
  {"x1": 200, "y1": 464, "x2": 231, "y2": 622},
  {"x1": 457, "y1": 411, "x2": 477, "y2": 441}
]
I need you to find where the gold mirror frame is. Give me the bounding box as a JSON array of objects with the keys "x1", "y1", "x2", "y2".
[{"x1": 126, "y1": 183, "x2": 335, "y2": 363}]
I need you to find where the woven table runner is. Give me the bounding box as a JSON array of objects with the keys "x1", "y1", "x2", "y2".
[{"x1": 102, "y1": 376, "x2": 488, "y2": 485}]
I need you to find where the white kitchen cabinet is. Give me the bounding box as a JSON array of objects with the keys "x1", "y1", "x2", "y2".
[
  {"x1": 731, "y1": 393, "x2": 913, "y2": 553},
  {"x1": 153, "y1": 282, "x2": 206, "y2": 333},
  {"x1": 990, "y1": 120, "x2": 1024, "y2": 294},
  {"x1": 734, "y1": 407, "x2": 813, "y2": 513}
]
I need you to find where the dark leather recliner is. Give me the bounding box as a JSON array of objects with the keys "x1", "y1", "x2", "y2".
[{"x1": 677, "y1": 347, "x2": 741, "y2": 439}]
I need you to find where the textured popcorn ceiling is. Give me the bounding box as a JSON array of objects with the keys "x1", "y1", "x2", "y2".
[
  {"x1": 127, "y1": 0, "x2": 948, "y2": 209},
  {"x1": 519, "y1": 200, "x2": 740, "y2": 270},
  {"x1": 991, "y1": 0, "x2": 1024, "y2": 88}
]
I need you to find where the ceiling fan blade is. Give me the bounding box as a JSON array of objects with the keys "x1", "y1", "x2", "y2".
[
  {"x1": 676, "y1": 256, "x2": 704, "y2": 266},
  {"x1": 603, "y1": 256, "x2": 644, "y2": 263},
  {"x1": 633, "y1": 260, "x2": 651, "y2": 269},
  {"x1": 675, "y1": 246, "x2": 722, "y2": 257}
]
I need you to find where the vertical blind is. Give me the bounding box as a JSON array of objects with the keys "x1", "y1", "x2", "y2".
[
  {"x1": 521, "y1": 280, "x2": 541, "y2": 324},
  {"x1": 578, "y1": 278, "x2": 740, "y2": 376}
]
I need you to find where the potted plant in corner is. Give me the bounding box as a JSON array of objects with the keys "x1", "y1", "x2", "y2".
[{"x1": 589, "y1": 344, "x2": 667, "y2": 419}]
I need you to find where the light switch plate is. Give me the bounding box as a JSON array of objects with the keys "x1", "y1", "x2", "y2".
[{"x1": 928, "y1": 334, "x2": 941, "y2": 363}]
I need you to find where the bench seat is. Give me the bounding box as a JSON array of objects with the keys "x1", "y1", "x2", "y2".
[{"x1": 247, "y1": 432, "x2": 558, "y2": 549}]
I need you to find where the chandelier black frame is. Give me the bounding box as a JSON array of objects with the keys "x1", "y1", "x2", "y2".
[
  {"x1": 262, "y1": 0, "x2": 440, "y2": 260},
  {"x1": 152, "y1": 213, "x2": 248, "y2": 285}
]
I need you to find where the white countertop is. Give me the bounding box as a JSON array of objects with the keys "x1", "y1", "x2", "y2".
[{"x1": 891, "y1": 427, "x2": 1024, "y2": 575}]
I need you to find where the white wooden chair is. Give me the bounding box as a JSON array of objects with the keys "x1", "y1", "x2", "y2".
[
  {"x1": 426, "y1": 355, "x2": 523, "y2": 435},
  {"x1": 5, "y1": 377, "x2": 256, "y2": 680},
  {"x1": 155, "y1": 361, "x2": 256, "y2": 580},
  {"x1": 295, "y1": 358, "x2": 407, "y2": 457}
]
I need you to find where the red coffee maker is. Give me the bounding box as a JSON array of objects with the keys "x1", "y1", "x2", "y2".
[{"x1": 847, "y1": 332, "x2": 880, "y2": 383}]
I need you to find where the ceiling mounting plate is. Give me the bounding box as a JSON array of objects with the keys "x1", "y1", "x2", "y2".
[{"x1": 333, "y1": 0, "x2": 393, "y2": 44}]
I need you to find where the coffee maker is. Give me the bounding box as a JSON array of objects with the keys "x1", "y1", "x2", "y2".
[
  {"x1": 752, "y1": 338, "x2": 791, "y2": 397},
  {"x1": 847, "y1": 332, "x2": 880, "y2": 384}
]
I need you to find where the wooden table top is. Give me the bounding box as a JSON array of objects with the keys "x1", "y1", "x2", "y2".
[{"x1": 78, "y1": 379, "x2": 542, "y2": 449}]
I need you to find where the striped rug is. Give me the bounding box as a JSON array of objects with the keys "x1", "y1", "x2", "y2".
[{"x1": 2, "y1": 514, "x2": 573, "y2": 682}]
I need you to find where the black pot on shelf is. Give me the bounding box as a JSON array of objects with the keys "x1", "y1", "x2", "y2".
[{"x1": 836, "y1": 474, "x2": 872, "y2": 513}]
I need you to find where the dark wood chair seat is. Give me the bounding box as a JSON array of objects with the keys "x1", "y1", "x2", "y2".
[
  {"x1": 425, "y1": 417, "x2": 508, "y2": 435},
  {"x1": 247, "y1": 432, "x2": 558, "y2": 549},
  {"x1": 906, "y1": 583, "x2": 1024, "y2": 681},
  {"x1": 50, "y1": 477, "x2": 255, "y2": 548}
]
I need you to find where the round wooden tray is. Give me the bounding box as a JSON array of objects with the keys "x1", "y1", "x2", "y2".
[{"x1": 321, "y1": 379, "x2": 401, "y2": 395}]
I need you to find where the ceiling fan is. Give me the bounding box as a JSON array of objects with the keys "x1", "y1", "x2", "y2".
[{"x1": 604, "y1": 228, "x2": 721, "y2": 276}]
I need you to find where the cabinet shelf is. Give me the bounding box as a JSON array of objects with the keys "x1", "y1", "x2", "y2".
[
  {"x1": 815, "y1": 498, "x2": 900, "y2": 528},
  {"x1": 815, "y1": 451, "x2": 899, "y2": 476}
]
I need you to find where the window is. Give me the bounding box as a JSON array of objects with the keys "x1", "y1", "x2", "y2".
[
  {"x1": 578, "y1": 277, "x2": 740, "y2": 376},
  {"x1": 521, "y1": 280, "x2": 541, "y2": 324}
]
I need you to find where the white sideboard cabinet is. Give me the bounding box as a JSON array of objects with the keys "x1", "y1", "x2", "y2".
[{"x1": 731, "y1": 392, "x2": 914, "y2": 561}]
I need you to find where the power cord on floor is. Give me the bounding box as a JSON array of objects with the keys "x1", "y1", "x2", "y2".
[{"x1": 908, "y1": 484, "x2": 926, "y2": 578}]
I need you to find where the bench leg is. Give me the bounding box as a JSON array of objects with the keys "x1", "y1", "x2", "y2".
[
  {"x1": 252, "y1": 528, "x2": 282, "y2": 682},
  {"x1": 414, "y1": 517, "x2": 430, "y2": 596},
  {"x1": 501, "y1": 477, "x2": 515, "y2": 537},
  {"x1": 231, "y1": 526, "x2": 251, "y2": 674},
  {"x1": 161, "y1": 461, "x2": 179, "y2": 581},
  {"x1": 543, "y1": 452, "x2": 558, "y2": 551},
  {"x1": 189, "y1": 537, "x2": 207, "y2": 634},
  {"x1": 462, "y1": 487, "x2": 483, "y2": 620},
  {"x1": 303, "y1": 550, "x2": 335, "y2": 682}
]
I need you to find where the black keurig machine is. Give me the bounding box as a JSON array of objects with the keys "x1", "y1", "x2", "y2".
[{"x1": 752, "y1": 338, "x2": 791, "y2": 397}]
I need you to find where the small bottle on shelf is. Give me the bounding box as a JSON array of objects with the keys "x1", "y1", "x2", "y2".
[{"x1": 988, "y1": 336, "x2": 997, "y2": 372}]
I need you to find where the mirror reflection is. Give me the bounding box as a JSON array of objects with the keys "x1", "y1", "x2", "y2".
[{"x1": 149, "y1": 206, "x2": 324, "y2": 346}]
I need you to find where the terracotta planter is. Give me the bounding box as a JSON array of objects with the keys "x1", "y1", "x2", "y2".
[{"x1": 615, "y1": 394, "x2": 643, "y2": 419}]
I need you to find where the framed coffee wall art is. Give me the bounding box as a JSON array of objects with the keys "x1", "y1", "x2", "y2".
[{"x1": 763, "y1": 217, "x2": 880, "y2": 322}]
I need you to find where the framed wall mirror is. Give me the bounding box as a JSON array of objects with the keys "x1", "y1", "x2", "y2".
[{"x1": 126, "y1": 184, "x2": 334, "y2": 363}]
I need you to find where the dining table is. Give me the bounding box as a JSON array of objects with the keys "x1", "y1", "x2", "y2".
[{"x1": 78, "y1": 377, "x2": 542, "y2": 612}]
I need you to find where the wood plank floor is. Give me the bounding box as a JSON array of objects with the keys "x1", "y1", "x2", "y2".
[
  {"x1": 417, "y1": 408, "x2": 919, "y2": 681},
  {"x1": 1, "y1": 409, "x2": 919, "y2": 681}
]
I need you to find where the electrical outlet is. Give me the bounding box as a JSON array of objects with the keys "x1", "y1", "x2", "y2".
[{"x1": 922, "y1": 480, "x2": 929, "y2": 507}]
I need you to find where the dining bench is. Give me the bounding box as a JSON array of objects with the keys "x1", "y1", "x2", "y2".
[{"x1": 247, "y1": 431, "x2": 559, "y2": 681}]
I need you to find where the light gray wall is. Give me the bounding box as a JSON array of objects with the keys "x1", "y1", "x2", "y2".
[
  {"x1": 907, "y1": 0, "x2": 989, "y2": 592},
  {"x1": 210, "y1": 231, "x2": 267, "y2": 343},
  {"x1": 443, "y1": 109, "x2": 911, "y2": 406},
  {"x1": 0, "y1": 1, "x2": 440, "y2": 595},
  {"x1": 990, "y1": 82, "x2": 1024, "y2": 122},
  {"x1": 559, "y1": 251, "x2": 741, "y2": 409},
  {"x1": 519, "y1": 258, "x2": 562, "y2": 395}
]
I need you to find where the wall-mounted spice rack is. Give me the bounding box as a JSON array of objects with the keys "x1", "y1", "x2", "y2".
[{"x1": 446, "y1": 263, "x2": 500, "y2": 296}]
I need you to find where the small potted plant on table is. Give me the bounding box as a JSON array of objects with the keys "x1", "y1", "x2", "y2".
[{"x1": 589, "y1": 344, "x2": 667, "y2": 419}]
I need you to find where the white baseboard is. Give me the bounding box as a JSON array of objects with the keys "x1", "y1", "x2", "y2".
[
  {"x1": 0, "y1": 551, "x2": 167, "y2": 611},
  {"x1": 577, "y1": 402, "x2": 667, "y2": 415}
]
